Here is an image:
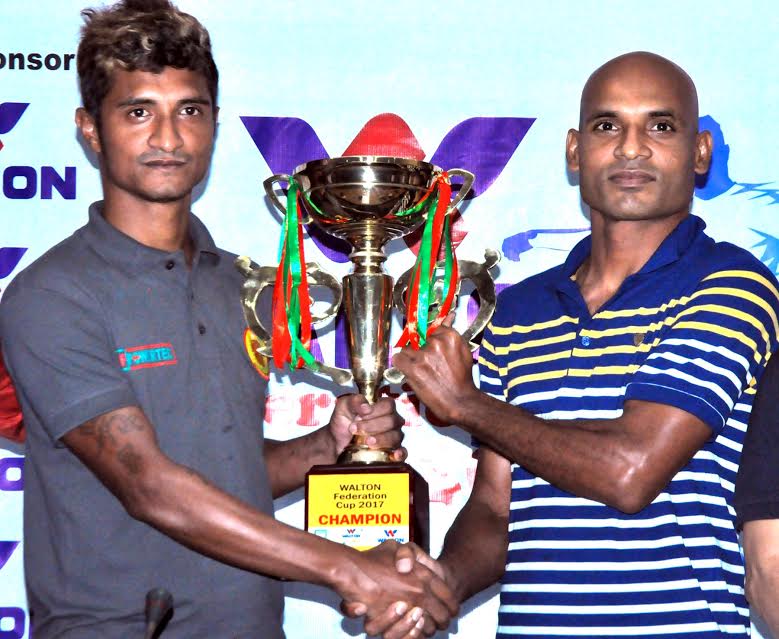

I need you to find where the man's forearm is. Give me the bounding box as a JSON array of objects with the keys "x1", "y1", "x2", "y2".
[
  {"x1": 127, "y1": 454, "x2": 352, "y2": 586},
  {"x1": 265, "y1": 427, "x2": 338, "y2": 498},
  {"x1": 747, "y1": 565, "x2": 779, "y2": 636},
  {"x1": 439, "y1": 498, "x2": 507, "y2": 603},
  {"x1": 743, "y1": 520, "x2": 779, "y2": 636},
  {"x1": 451, "y1": 392, "x2": 707, "y2": 513}
]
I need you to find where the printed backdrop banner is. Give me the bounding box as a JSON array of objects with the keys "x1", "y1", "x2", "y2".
[{"x1": 1, "y1": 1, "x2": 778, "y2": 637}]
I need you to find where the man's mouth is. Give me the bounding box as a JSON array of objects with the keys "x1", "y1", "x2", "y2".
[
  {"x1": 144, "y1": 158, "x2": 187, "y2": 168},
  {"x1": 608, "y1": 170, "x2": 655, "y2": 187}
]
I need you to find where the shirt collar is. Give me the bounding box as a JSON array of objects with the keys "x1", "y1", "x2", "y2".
[
  {"x1": 82, "y1": 201, "x2": 220, "y2": 275},
  {"x1": 559, "y1": 214, "x2": 706, "y2": 284}
]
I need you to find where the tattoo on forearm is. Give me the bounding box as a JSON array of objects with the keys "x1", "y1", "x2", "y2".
[
  {"x1": 117, "y1": 444, "x2": 143, "y2": 475},
  {"x1": 79, "y1": 410, "x2": 150, "y2": 453}
]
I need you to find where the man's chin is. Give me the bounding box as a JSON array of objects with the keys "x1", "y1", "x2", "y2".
[
  {"x1": 145, "y1": 192, "x2": 191, "y2": 204},
  {"x1": 593, "y1": 207, "x2": 689, "y2": 223},
  {"x1": 132, "y1": 186, "x2": 194, "y2": 204}
]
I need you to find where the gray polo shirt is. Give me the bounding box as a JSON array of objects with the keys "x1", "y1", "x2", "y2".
[{"x1": 0, "y1": 202, "x2": 284, "y2": 638}]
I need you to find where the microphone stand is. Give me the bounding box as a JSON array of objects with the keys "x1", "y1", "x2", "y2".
[{"x1": 143, "y1": 587, "x2": 173, "y2": 639}]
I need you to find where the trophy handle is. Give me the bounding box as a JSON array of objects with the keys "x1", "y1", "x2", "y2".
[
  {"x1": 235, "y1": 256, "x2": 353, "y2": 385},
  {"x1": 384, "y1": 248, "x2": 501, "y2": 385},
  {"x1": 446, "y1": 168, "x2": 475, "y2": 212},
  {"x1": 263, "y1": 173, "x2": 313, "y2": 224}
]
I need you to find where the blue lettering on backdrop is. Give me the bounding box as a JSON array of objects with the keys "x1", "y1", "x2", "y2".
[
  {"x1": 2, "y1": 167, "x2": 35, "y2": 199},
  {"x1": 0, "y1": 458, "x2": 23, "y2": 491},
  {"x1": 40, "y1": 166, "x2": 76, "y2": 199},
  {"x1": 2, "y1": 166, "x2": 76, "y2": 200},
  {"x1": 0, "y1": 608, "x2": 25, "y2": 639}
]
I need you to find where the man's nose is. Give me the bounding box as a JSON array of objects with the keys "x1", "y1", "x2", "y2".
[
  {"x1": 149, "y1": 113, "x2": 183, "y2": 152},
  {"x1": 615, "y1": 125, "x2": 651, "y2": 161}
]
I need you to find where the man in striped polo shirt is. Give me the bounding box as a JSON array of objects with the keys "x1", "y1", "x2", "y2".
[{"x1": 391, "y1": 52, "x2": 779, "y2": 637}]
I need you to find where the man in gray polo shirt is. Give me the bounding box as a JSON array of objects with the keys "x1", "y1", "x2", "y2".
[{"x1": 0, "y1": 0, "x2": 456, "y2": 637}]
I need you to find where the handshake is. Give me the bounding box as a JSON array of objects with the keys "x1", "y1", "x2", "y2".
[{"x1": 337, "y1": 540, "x2": 459, "y2": 638}]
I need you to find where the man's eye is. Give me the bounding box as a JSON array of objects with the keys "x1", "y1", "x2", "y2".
[
  {"x1": 652, "y1": 121, "x2": 675, "y2": 132},
  {"x1": 595, "y1": 121, "x2": 616, "y2": 131},
  {"x1": 182, "y1": 106, "x2": 201, "y2": 116},
  {"x1": 128, "y1": 108, "x2": 148, "y2": 118}
]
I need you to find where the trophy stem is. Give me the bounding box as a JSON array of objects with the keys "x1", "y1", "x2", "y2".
[{"x1": 338, "y1": 223, "x2": 396, "y2": 464}]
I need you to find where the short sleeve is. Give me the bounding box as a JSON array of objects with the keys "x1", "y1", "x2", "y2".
[
  {"x1": 478, "y1": 319, "x2": 507, "y2": 402},
  {"x1": 625, "y1": 267, "x2": 779, "y2": 434},
  {"x1": 734, "y1": 353, "x2": 779, "y2": 528},
  {"x1": 0, "y1": 346, "x2": 24, "y2": 442},
  {"x1": 471, "y1": 319, "x2": 508, "y2": 450},
  {"x1": 0, "y1": 284, "x2": 138, "y2": 442}
]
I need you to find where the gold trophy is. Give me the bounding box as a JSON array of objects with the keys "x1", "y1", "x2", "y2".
[{"x1": 236, "y1": 156, "x2": 498, "y2": 550}]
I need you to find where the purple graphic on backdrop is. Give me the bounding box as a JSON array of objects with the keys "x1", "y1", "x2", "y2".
[
  {"x1": 735, "y1": 182, "x2": 779, "y2": 206},
  {"x1": 0, "y1": 248, "x2": 27, "y2": 279},
  {"x1": 240, "y1": 117, "x2": 329, "y2": 177},
  {"x1": 696, "y1": 114, "x2": 778, "y2": 205},
  {"x1": 695, "y1": 115, "x2": 735, "y2": 200},
  {"x1": 694, "y1": 115, "x2": 779, "y2": 273},
  {"x1": 429, "y1": 118, "x2": 534, "y2": 198},
  {"x1": 240, "y1": 116, "x2": 351, "y2": 261},
  {"x1": 0, "y1": 541, "x2": 19, "y2": 571},
  {"x1": 0, "y1": 102, "x2": 29, "y2": 152},
  {"x1": 752, "y1": 230, "x2": 779, "y2": 274},
  {"x1": 241, "y1": 114, "x2": 535, "y2": 263}
]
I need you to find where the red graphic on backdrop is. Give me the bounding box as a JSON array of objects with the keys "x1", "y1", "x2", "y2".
[{"x1": 343, "y1": 114, "x2": 425, "y2": 160}]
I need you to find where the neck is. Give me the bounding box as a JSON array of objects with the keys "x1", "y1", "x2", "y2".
[
  {"x1": 575, "y1": 210, "x2": 688, "y2": 314},
  {"x1": 103, "y1": 190, "x2": 194, "y2": 261}
]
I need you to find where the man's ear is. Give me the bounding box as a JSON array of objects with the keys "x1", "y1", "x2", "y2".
[
  {"x1": 694, "y1": 130, "x2": 713, "y2": 175},
  {"x1": 566, "y1": 129, "x2": 580, "y2": 172},
  {"x1": 75, "y1": 107, "x2": 101, "y2": 154}
]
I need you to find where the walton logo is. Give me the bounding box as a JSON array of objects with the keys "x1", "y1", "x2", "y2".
[
  {"x1": 241, "y1": 113, "x2": 535, "y2": 263},
  {"x1": 0, "y1": 101, "x2": 77, "y2": 199}
]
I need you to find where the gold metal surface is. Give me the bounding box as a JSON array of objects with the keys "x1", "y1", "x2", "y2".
[{"x1": 239, "y1": 156, "x2": 499, "y2": 464}]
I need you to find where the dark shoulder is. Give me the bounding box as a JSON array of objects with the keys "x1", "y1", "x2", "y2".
[
  {"x1": 491, "y1": 263, "x2": 567, "y2": 327},
  {"x1": 693, "y1": 232, "x2": 777, "y2": 282},
  {"x1": 1, "y1": 225, "x2": 99, "y2": 305},
  {"x1": 687, "y1": 234, "x2": 779, "y2": 309}
]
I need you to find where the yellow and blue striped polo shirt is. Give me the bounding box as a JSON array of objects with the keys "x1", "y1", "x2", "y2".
[{"x1": 479, "y1": 215, "x2": 779, "y2": 638}]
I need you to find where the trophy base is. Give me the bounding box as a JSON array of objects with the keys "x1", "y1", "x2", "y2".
[{"x1": 305, "y1": 462, "x2": 429, "y2": 552}]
